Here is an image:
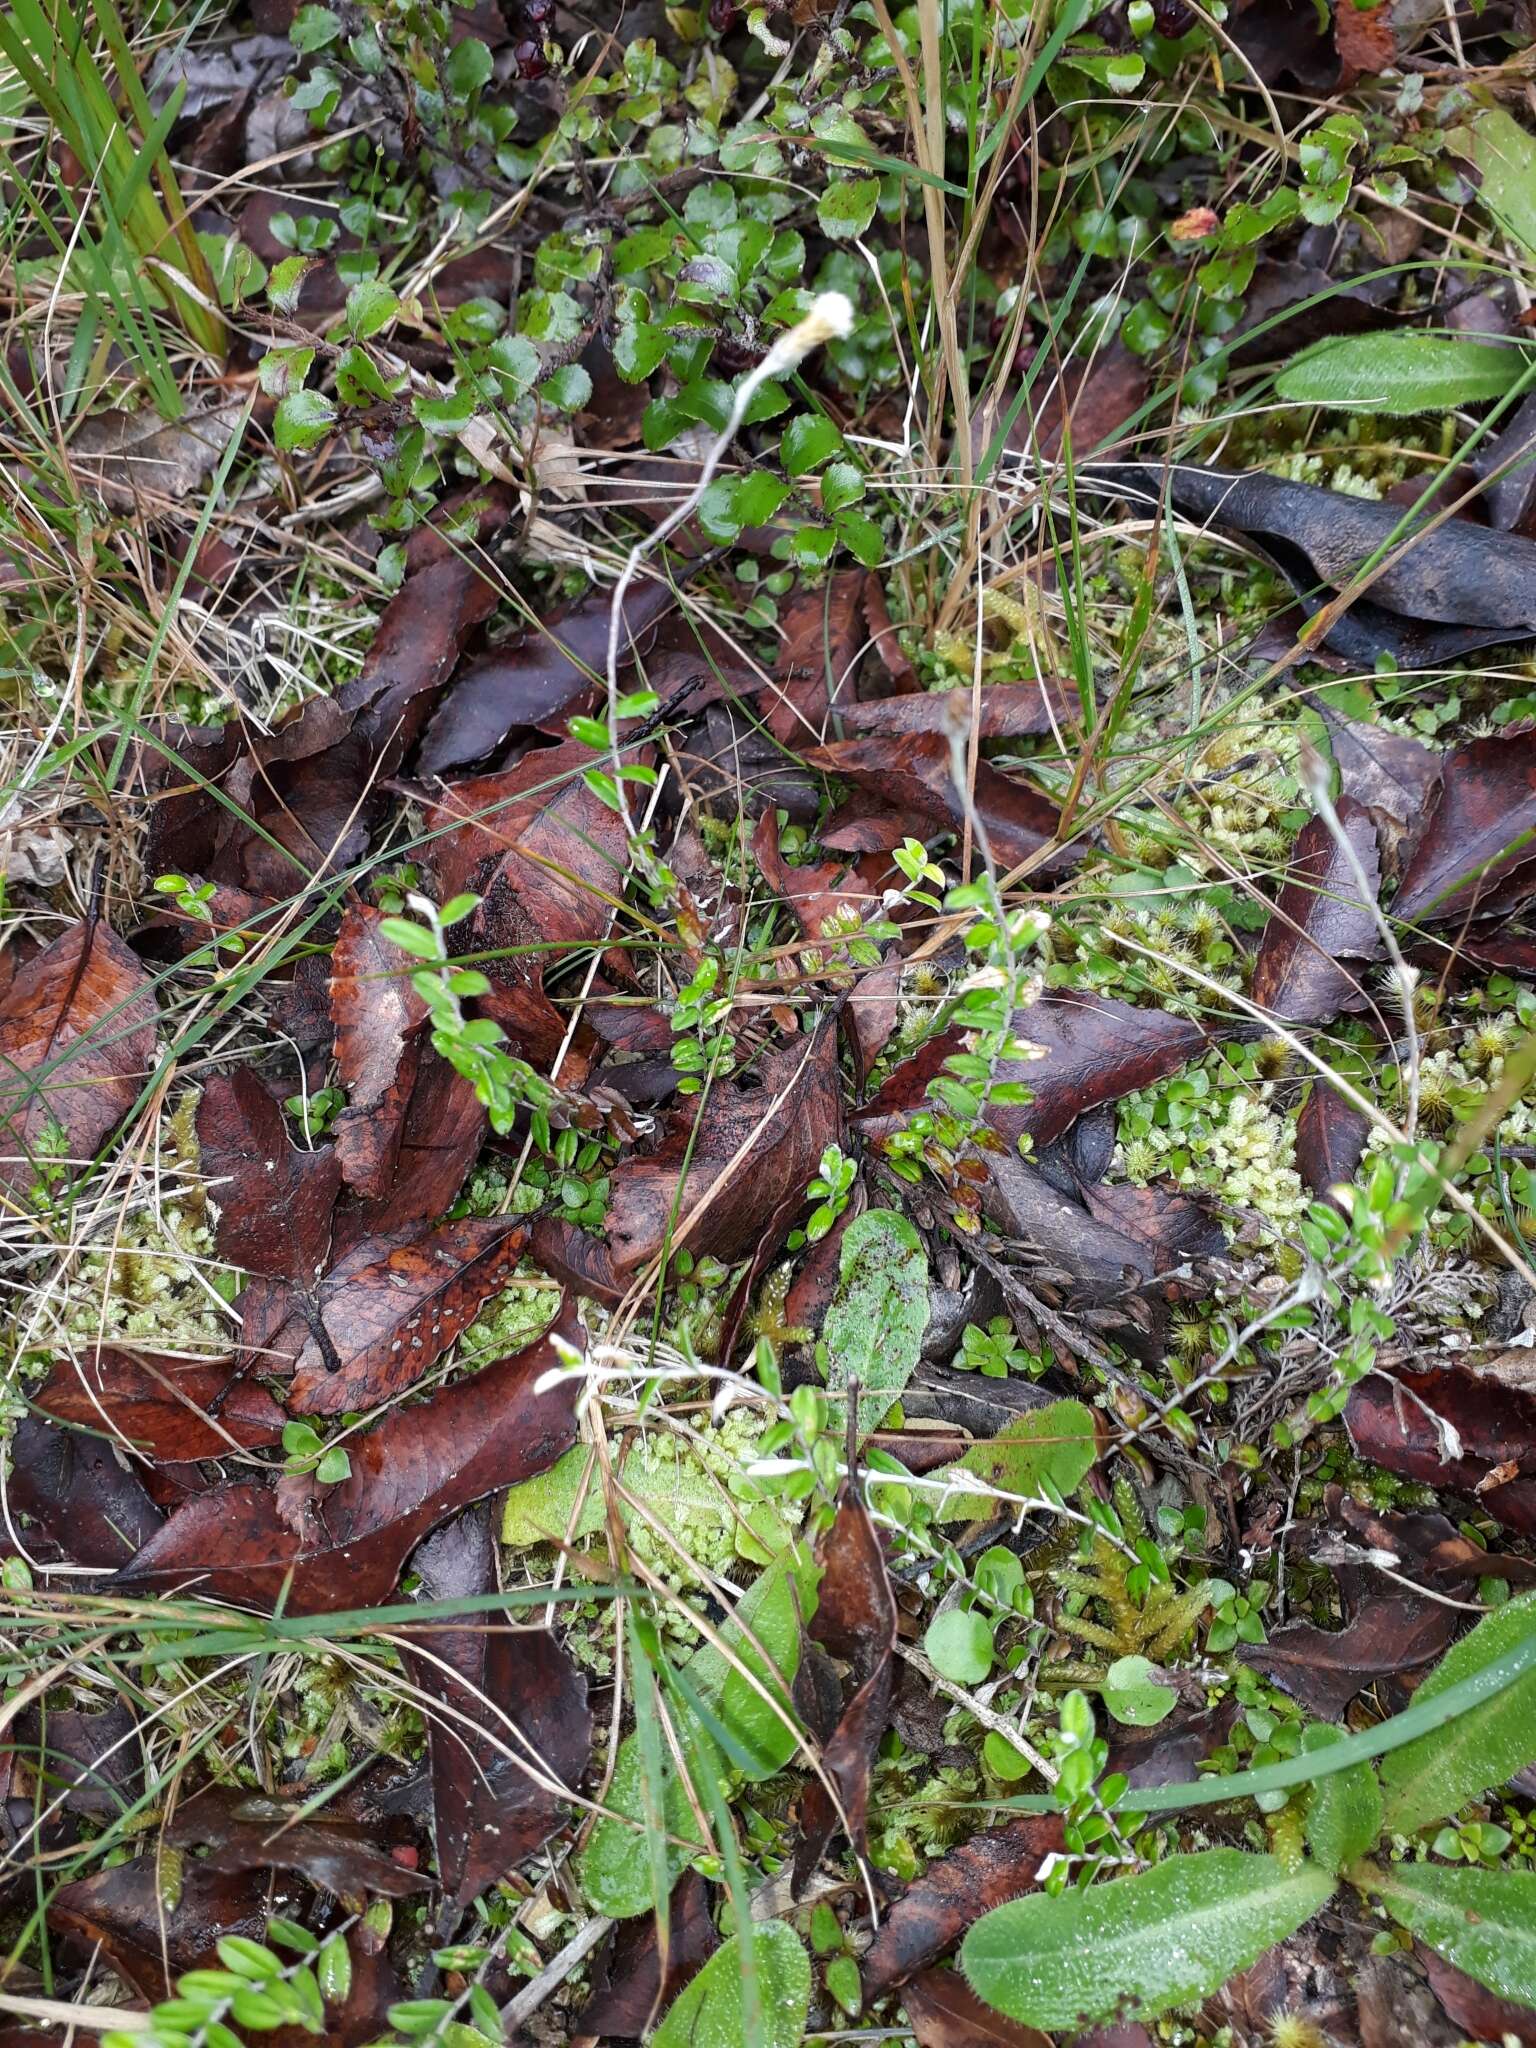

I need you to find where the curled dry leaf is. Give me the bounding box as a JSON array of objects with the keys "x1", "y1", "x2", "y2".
[
  {"x1": 804, "y1": 730, "x2": 1075, "y2": 875},
  {"x1": 405, "y1": 1503, "x2": 592, "y2": 1904},
  {"x1": 861, "y1": 1813, "x2": 1066, "y2": 1998},
  {"x1": 113, "y1": 1307, "x2": 581, "y2": 1612},
  {"x1": 1394, "y1": 729, "x2": 1536, "y2": 926},
  {"x1": 285, "y1": 1216, "x2": 529, "y2": 1414},
  {"x1": 1418, "y1": 1941, "x2": 1536, "y2": 2046},
  {"x1": 5, "y1": 1416, "x2": 163, "y2": 1569},
  {"x1": 1238, "y1": 1597, "x2": 1458, "y2": 1720},
  {"x1": 334, "y1": 1046, "x2": 488, "y2": 1252},
  {"x1": 1250, "y1": 798, "x2": 1382, "y2": 1024},
  {"x1": 1294, "y1": 1079, "x2": 1371, "y2": 1205},
  {"x1": 760, "y1": 566, "x2": 869, "y2": 744},
  {"x1": 605, "y1": 1016, "x2": 843, "y2": 1275},
  {"x1": 0, "y1": 920, "x2": 158, "y2": 1198},
  {"x1": 988, "y1": 992, "x2": 1208, "y2": 1153},
  {"x1": 47, "y1": 1859, "x2": 289, "y2": 2002},
  {"x1": 793, "y1": 1487, "x2": 897, "y2": 1887},
  {"x1": 1346, "y1": 1365, "x2": 1536, "y2": 1534},
  {"x1": 901, "y1": 1968, "x2": 1052, "y2": 2048},
  {"x1": 165, "y1": 1786, "x2": 431, "y2": 1898},
  {"x1": 329, "y1": 904, "x2": 429, "y2": 1200},
  {"x1": 68, "y1": 400, "x2": 245, "y2": 509},
  {"x1": 33, "y1": 1347, "x2": 285, "y2": 1460},
  {"x1": 837, "y1": 679, "x2": 1083, "y2": 741},
  {"x1": 577, "y1": 1870, "x2": 719, "y2": 2039},
  {"x1": 417, "y1": 568, "x2": 683, "y2": 776},
  {"x1": 197, "y1": 1066, "x2": 341, "y2": 1287},
  {"x1": 1098, "y1": 461, "x2": 1536, "y2": 667}
]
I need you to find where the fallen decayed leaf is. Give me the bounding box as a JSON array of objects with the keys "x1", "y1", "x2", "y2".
[
  {"x1": 0, "y1": 920, "x2": 158, "y2": 1197},
  {"x1": 793, "y1": 1488, "x2": 896, "y2": 1886},
  {"x1": 1418, "y1": 1940, "x2": 1536, "y2": 2046},
  {"x1": 404, "y1": 1503, "x2": 591, "y2": 1904},
  {"x1": 1099, "y1": 461, "x2": 1536, "y2": 666},
  {"x1": 901, "y1": 1968, "x2": 1051, "y2": 2048},
  {"x1": 114, "y1": 1307, "x2": 580, "y2": 1611},
  {"x1": 860, "y1": 1813, "x2": 1065, "y2": 1999},
  {"x1": 1238, "y1": 1596, "x2": 1457, "y2": 1720},
  {"x1": 283, "y1": 1216, "x2": 528, "y2": 1413},
  {"x1": 804, "y1": 731, "x2": 1075, "y2": 875},
  {"x1": 1394, "y1": 729, "x2": 1536, "y2": 926},
  {"x1": 759, "y1": 566, "x2": 869, "y2": 743},
  {"x1": 577, "y1": 1870, "x2": 719, "y2": 2039},
  {"x1": 329, "y1": 904, "x2": 429, "y2": 1200},
  {"x1": 1249, "y1": 798, "x2": 1381, "y2": 1024},
  {"x1": 165, "y1": 1786, "x2": 430, "y2": 1898},
  {"x1": 1346, "y1": 1365, "x2": 1536, "y2": 1535},
  {"x1": 333, "y1": 1046, "x2": 487, "y2": 1251},
  {"x1": 6, "y1": 1415, "x2": 163, "y2": 1569},
  {"x1": 836, "y1": 679, "x2": 1084, "y2": 740},
  {"x1": 68, "y1": 400, "x2": 245, "y2": 508},
  {"x1": 197, "y1": 1065, "x2": 340, "y2": 1287},
  {"x1": 47, "y1": 1860, "x2": 288, "y2": 2001},
  {"x1": 417, "y1": 569, "x2": 683, "y2": 776},
  {"x1": 604, "y1": 1016, "x2": 843, "y2": 1275},
  {"x1": 1294, "y1": 1079, "x2": 1370, "y2": 1204},
  {"x1": 34, "y1": 1347, "x2": 285, "y2": 1460}
]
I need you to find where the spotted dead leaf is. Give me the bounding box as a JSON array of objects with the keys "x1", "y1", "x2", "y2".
[
  {"x1": 197, "y1": 1066, "x2": 341, "y2": 1286},
  {"x1": 329, "y1": 903, "x2": 429, "y2": 1200},
  {"x1": 0, "y1": 920, "x2": 158, "y2": 1199}
]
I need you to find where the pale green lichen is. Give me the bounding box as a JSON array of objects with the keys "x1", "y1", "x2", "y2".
[{"x1": 1117, "y1": 1054, "x2": 1306, "y2": 1242}]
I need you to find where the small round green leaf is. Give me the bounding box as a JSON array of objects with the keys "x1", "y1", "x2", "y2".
[
  {"x1": 1102, "y1": 1655, "x2": 1177, "y2": 1728},
  {"x1": 925, "y1": 1608, "x2": 994, "y2": 1685}
]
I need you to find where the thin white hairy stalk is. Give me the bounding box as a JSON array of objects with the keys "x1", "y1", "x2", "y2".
[{"x1": 602, "y1": 291, "x2": 854, "y2": 854}]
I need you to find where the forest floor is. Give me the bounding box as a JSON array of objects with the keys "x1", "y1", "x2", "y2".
[{"x1": 6, "y1": 1, "x2": 1536, "y2": 2044}]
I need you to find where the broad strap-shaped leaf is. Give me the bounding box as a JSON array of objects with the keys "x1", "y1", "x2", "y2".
[
  {"x1": 822, "y1": 1208, "x2": 930, "y2": 1442},
  {"x1": 1372, "y1": 1863, "x2": 1536, "y2": 2009},
  {"x1": 959, "y1": 1850, "x2": 1334, "y2": 2032},
  {"x1": 1276, "y1": 334, "x2": 1529, "y2": 415},
  {"x1": 1379, "y1": 1590, "x2": 1536, "y2": 1835},
  {"x1": 652, "y1": 1921, "x2": 811, "y2": 2048},
  {"x1": 1301, "y1": 1724, "x2": 1383, "y2": 1874}
]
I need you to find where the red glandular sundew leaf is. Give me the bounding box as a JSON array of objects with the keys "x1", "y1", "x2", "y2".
[
  {"x1": 1346, "y1": 1364, "x2": 1536, "y2": 1534},
  {"x1": 0, "y1": 920, "x2": 157, "y2": 1198},
  {"x1": 604, "y1": 1016, "x2": 843, "y2": 1275},
  {"x1": 198, "y1": 1067, "x2": 340, "y2": 1287},
  {"x1": 113, "y1": 1307, "x2": 580, "y2": 1613},
  {"x1": 285, "y1": 1217, "x2": 529, "y2": 1415},
  {"x1": 329, "y1": 904, "x2": 429, "y2": 1200},
  {"x1": 803, "y1": 730, "x2": 1075, "y2": 876},
  {"x1": 6, "y1": 1416, "x2": 163, "y2": 1569},
  {"x1": 404, "y1": 1504, "x2": 591, "y2": 1904},
  {"x1": 860, "y1": 1813, "x2": 1065, "y2": 1999},
  {"x1": 1394, "y1": 729, "x2": 1536, "y2": 926},
  {"x1": 417, "y1": 569, "x2": 683, "y2": 777},
  {"x1": 164, "y1": 1786, "x2": 430, "y2": 1899},
  {"x1": 33, "y1": 1347, "x2": 284, "y2": 1460},
  {"x1": 1250, "y1": 798, "x2": 1382, "y2": 1024},
  {"x1": 793, "y1": 1489, "x2": 896, "y2": 1888}
]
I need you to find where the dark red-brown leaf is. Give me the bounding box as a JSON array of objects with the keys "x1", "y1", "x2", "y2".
[
  {"x1": 804, "y1": 731, "x2": 1075, "y2": 876},
  {"x1": 333, "y1": 1047, "x2": 488, "y2": 1253},
  {"x1": 901, "y1": 1969, "x2": 1052, "y2": 2048},
  {"x1": 1395, "y1": 730, "x2": 1536, "y2": 925},
  {"x1": 284, "y1": 1217, "x2": 528, "y2": 1414},
  {"x1": 113, "y1": 1309, "x2": 580, "y2": 1612},
  {"x1": 417, "y1": 570, "x2": 682, "y2": 776},
  {"x1": 837, "y1": 679, "x2": 1084, "y2": 741},
  {"x1": 1322, "y1": 706, "x2": 1441, "y2": 843},
  {"x1": 6, "y1": 1416, "x2": 162, "y2": 1569},
  {"x1": 605, "y1": 1018, "x2": 842, "y2": 1275},
  {"x1": 33, "y1": 1348, "x2": 284, "y2": 1461},
  {"x1": 1250, "y1": 799, "x2": 1382, "y2": 1024},
  {"x1": 197, "y1": 1067, "x2": 340, "y2": 1287},
  {"x1": 48, "y1": 1858, "x2": 289, "y2": 2000},
  {"x1": 973, "y1": 991, "x2": 1205, "y2": 1155},
  {"x1": 166, "y1": 1786, "x2": 430, "y2": 1898},
  {"x1": 1419, "y1": 1942, "x2": 1536, "y2": 2045},
  {"x1": 861, "y1": 1813, "x2": 1066, "y2": 1998},
  {"x1": 405, "y1": 1504, "x2": 591, "y2": 1904},
  {"x1": 1295, "y1": 1079, "x2": 1370, "y2": 1204},
  {"x1": 1347, "y1": 1365, "x2": 1536, "y2": 1534},
  {"x1": 329, "y1": 904, "x2": 429, "y2": 1200},
  {"x1": 577, "y1": 1870, "x2": 719, "y2": 2038},
  {"x1": 760, "y1": 567, "x2": 869, "y2": 744},
  {"x1": 0, "y1": 920, "x2": 157, "y2": 1198},
  {"x1": 793, "y1": 1489, "x2": 896, "y2": 1887},
  {"x1": 1238, "y1": 1596, "x2": 1457, "y2": 1720}
]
